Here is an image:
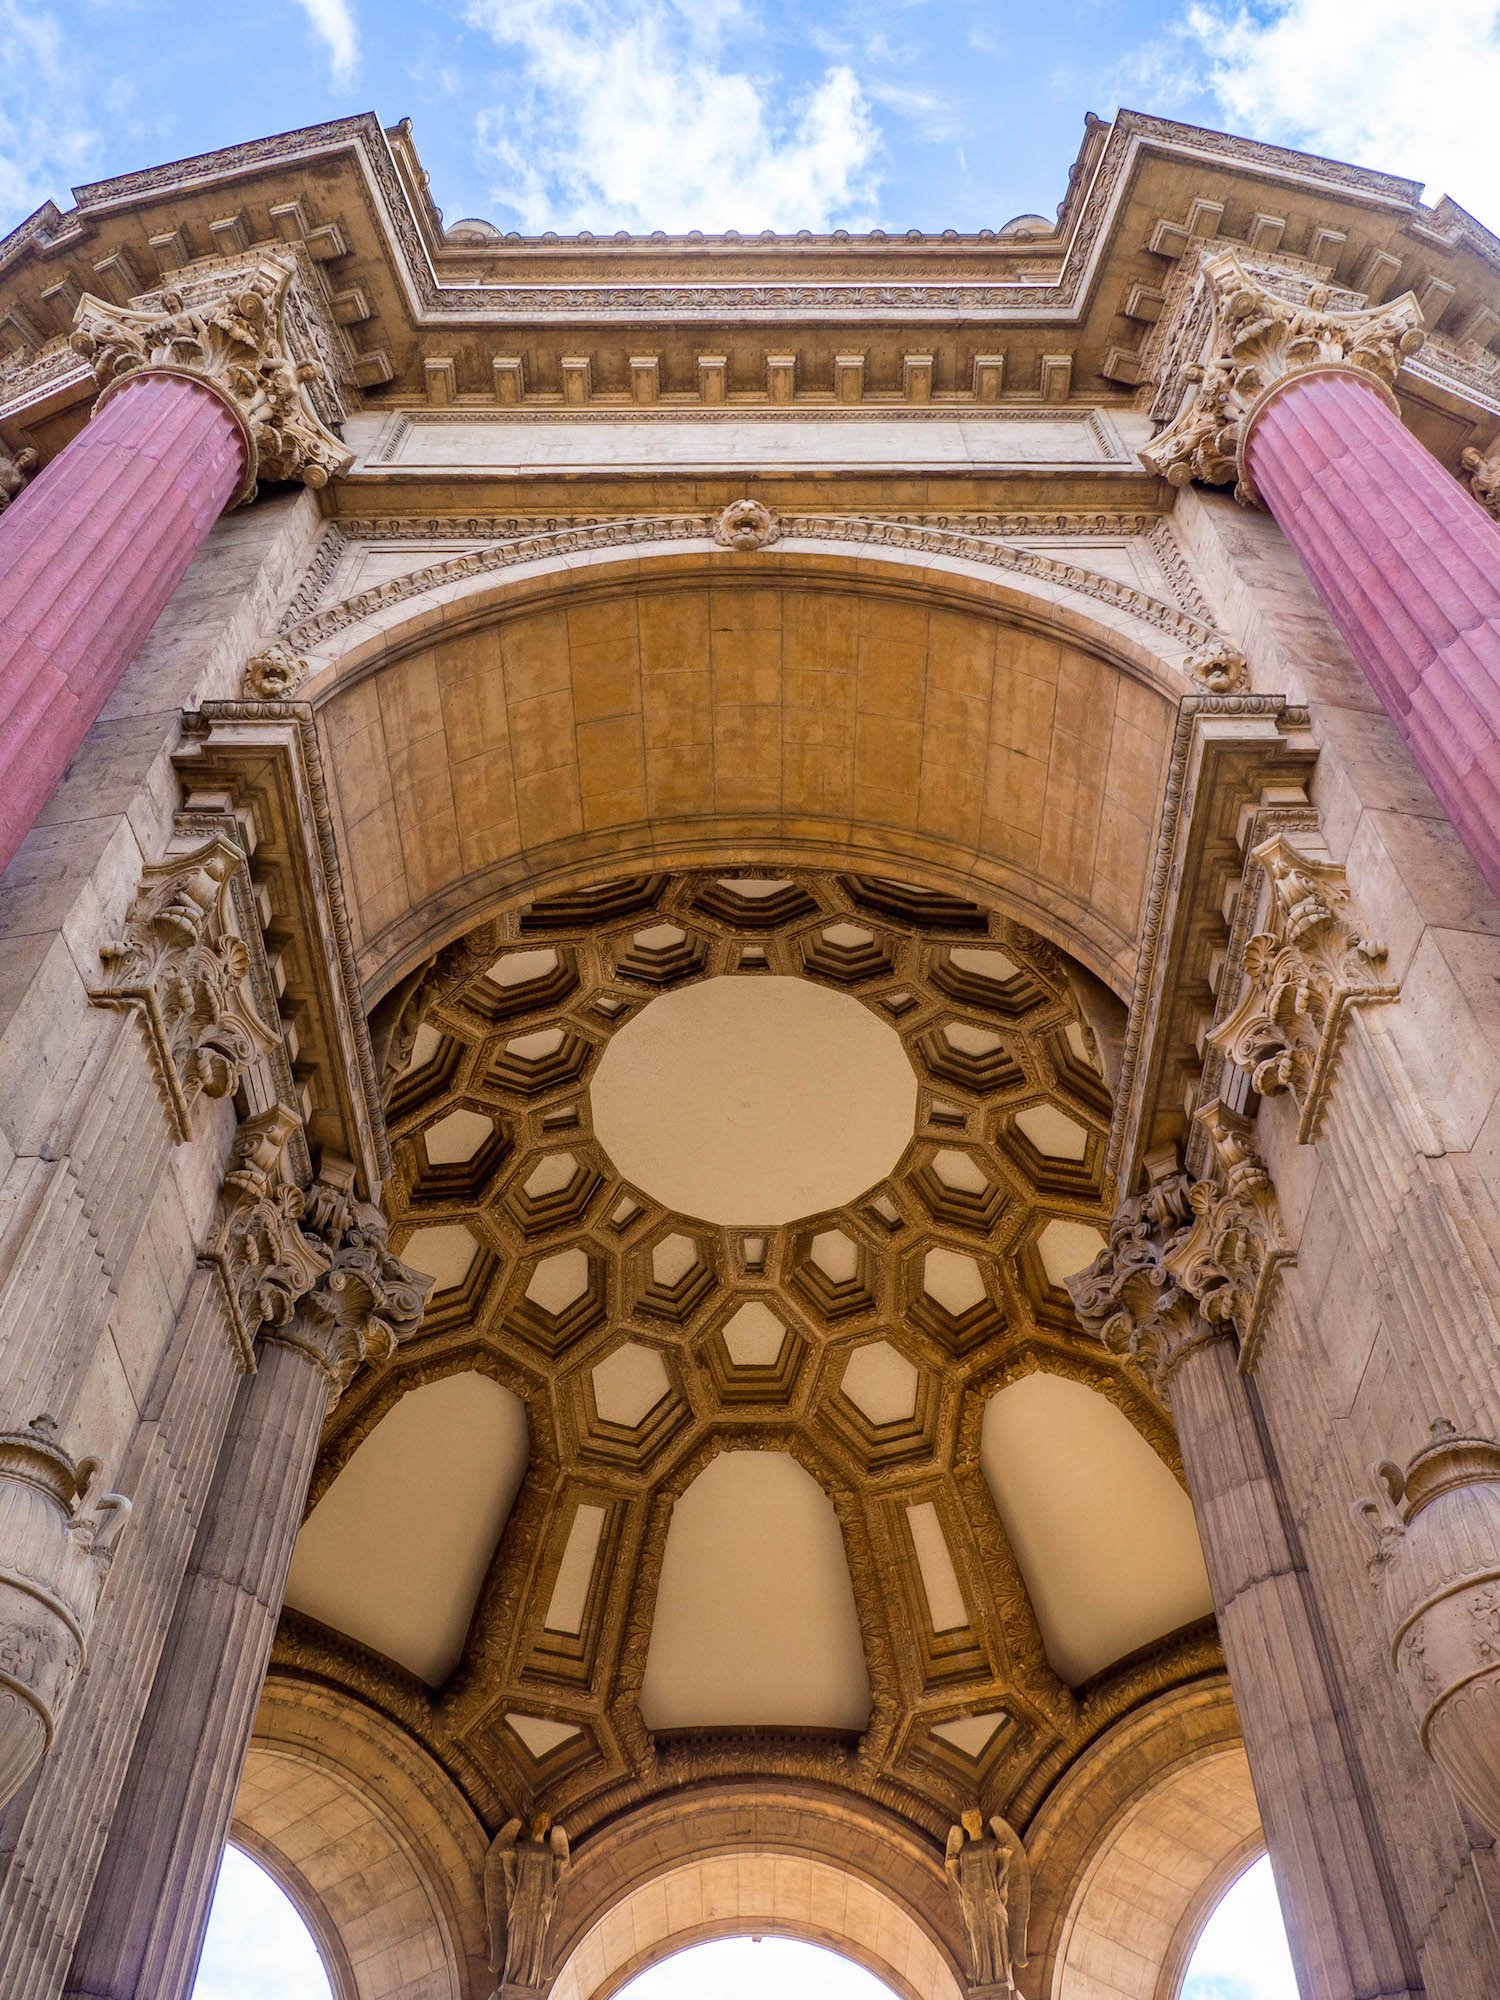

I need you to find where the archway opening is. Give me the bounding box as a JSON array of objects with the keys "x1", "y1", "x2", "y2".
[
  {"x1": 193, "y1": 1844, "x2": 332, "y2": 2000},
  {"x1": 1180, "y1": 1855, "x2": 1297, "y2": 2000},
  {"x1": 615, "y1": 1936, "x2": 899, "y2": 1999}
]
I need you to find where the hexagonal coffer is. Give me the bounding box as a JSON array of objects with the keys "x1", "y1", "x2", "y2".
[{"x1": 506, "y1": 1246, "x2": 608, "y2": 1355}]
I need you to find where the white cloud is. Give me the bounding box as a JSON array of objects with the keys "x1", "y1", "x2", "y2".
[
  {"x1": 1177, "y1": 0, "x2": 1500, "y2": 226},
  {"x1": 466, "y1": 0, "x2": 881, "y2": 232},
  {"x1": 294, "y1": 0, "x2": 359, "y2": 89},
  {"x1": 0, "y1": 1, "x2": 101, "y2": 229}
]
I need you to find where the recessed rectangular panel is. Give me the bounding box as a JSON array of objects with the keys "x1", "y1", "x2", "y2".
[
  {"x1": 545, "y1": 1502, "x2": 606, "y2": 1635},
  {"x1": 907, "y1": 1502, "x2": 969, "y2": 1634},
  {"x1": 365, "y1": 410, "x2": 1126, "y2": 473}
]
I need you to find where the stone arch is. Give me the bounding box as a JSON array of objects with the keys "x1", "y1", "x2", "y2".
[
  {"x1": 547, "y1": 1852, "x2": 964, "y2": 2000},
  {"x1": 234, "y1": 1680, "x2": 491, "y2": 2000},
  {"x1": 1023, "y1": 1682, "x2": 1263, "y2": 2000},
  {"x1": 291, "y1": 545, "x2": 1185, "y2": 1002}
]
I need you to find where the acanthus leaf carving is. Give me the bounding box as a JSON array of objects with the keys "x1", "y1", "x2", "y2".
[
  {"x1": 91, "y1": 833, "x2": 279, "y2": 1140},
  {"x1": 1068, "y1": 1119, "x2": 1289, "y2": 1392},
  {"x1": 200, "y1": 1105, "x2": 332, "y2": 1371},
  {"x1": 1209, "y1": 833, "x2": 1397, "y2": 1141},
  {"x1": 1140, "y1": 252, "x2": 1425, "y2": 503},
  {"x1": 70, "y1": 255, "x2": 352, "y2": 503},
  {"x1": 269, "y1": 1197, "x2": 432, "y2": 1402}
]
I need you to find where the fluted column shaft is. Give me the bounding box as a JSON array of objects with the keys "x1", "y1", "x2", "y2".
[
  {"x1": 1246, "y1": 370, "x2": 1500, "y2": 900},
  {"x1": 1171, "y1": 1331, "x2": 1419, "y2": 2000},
  {"x1": 0, "y1": 374, "x2": 244, "y2": 875},
  {"x1": 64, "y1": 1333, "x2": 331, "y2": 2000}
]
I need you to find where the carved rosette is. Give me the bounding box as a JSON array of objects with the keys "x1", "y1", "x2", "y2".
[
  {"x1": 70, "y1": 256, "x2": 352, "y2": 504},
  {"x1": 92, "y1": 834, "x2": 278, "y2": 1138},
  {"x1": 200, "y1": 1106, "x2": 332, "y2": 1370},
  {"x1": 1141, "y1": 253, "x2": 1424, "y2": 503},
  {"x1": 1360, "y1": 1421, "x2": 1500, "y2": 1837},
  {"x1": 0, "y1": 444, "x2": 36, "y2": 512},
  {"x1": 269, "y1": 1207, "x2": 432, "y2": 1402},
  {"x1": 1209, "y1": 834, "x2": 1397, "y2": 1141},
  {"x1": 0, "y1": 1415, "x2": 130, "y2": 1810}
]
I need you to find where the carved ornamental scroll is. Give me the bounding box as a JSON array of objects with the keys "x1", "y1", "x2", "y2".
[
  {"x1": 70, "y1": 256, "x2": 352, "y2": 503},
  {"x1": 1141, "y1": 253, "x2": 1424, "y2": 503}
]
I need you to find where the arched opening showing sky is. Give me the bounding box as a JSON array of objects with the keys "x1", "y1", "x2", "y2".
[
  {"x1": 616, "y1": 1937, "x2": 899, "y2": 1998},
  {"x1": 1181, "y1": 1854, "x2": 1299, "y2": 2000},
  {"x1": 189, "y1": 1842, "x2": 1297, "y2": 2000},
  {"x1": 192, "y1": 1846, "x2": 332, "y2": 2000}
]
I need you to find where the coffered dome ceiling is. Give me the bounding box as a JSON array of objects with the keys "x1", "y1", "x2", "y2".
[{"x1": 280, "y1": 867, "x2": 1214, "y2": 1839}]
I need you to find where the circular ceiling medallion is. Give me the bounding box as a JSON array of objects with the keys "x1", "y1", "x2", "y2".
[{"x1": 590, "y1": 975, "x2": 917, "y2": 1226}]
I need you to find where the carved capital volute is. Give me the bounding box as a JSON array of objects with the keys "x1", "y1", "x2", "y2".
[
  {"x1": 1209, "y1": 834, "x2": 1396, "y2": 1141},
  {"x1": 92, "y1": 832, "x2": 279, "y2": 1139},
  {"x1": 1141, "y1": 253, "x2": 1424, "y2": 503},
  {"x1": 1066, "y1": 1172, "x2": 1225, "y2": 1399},
  {"x1": 267, "y1": 1203, "x2": 431, "y2": 1403},
  {"x1": 70, "y1": 256, "x2": 352, "y2": 504},
  {"x1": 201, "y1": 1105, "x2": 331, "y2": 1370}
]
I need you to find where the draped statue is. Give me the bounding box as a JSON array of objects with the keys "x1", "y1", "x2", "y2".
[
  {"x1": 484, "y1": 1815, "x2": 571, "y2": 1998},
  {"x1": 945, "y1": 1809, "x2": 1030, "y2": 1997}
]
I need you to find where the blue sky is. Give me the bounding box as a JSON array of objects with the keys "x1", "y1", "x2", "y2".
[{"x1": 5, "y1": 0, "x2": 1500, "y2": 241}]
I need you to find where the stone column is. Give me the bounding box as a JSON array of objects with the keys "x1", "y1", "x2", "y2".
[
  {"x1": 64, "y1": 1211, "x2": 428, "y2": 2000},
  {"x1": 1069, "y1": 1160, "x2": 1421, "y2": 2000},
  {"x1": 1143, "y1": 253, "x2": 1500, "y2": 905},
  {"x1": 0, "y1": 258, "x2": 349, "y2": 877}
]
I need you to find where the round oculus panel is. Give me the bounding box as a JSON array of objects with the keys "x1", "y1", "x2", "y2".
[{"x1": 590, "y1": 975, "x2": 917, "y2": 1226}]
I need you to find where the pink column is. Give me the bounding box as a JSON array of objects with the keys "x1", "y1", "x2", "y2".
[
  {"x1": 1245, "y1": 370, "x2": 1500, "y2": 898},
  {"x1": 0, "y1": 374, "x2": 245, "y2": 875}
]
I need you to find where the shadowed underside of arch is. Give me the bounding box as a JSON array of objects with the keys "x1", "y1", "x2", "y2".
[{"x1": 297, "y1": 552, "x2": 1182, "y2": 1001}]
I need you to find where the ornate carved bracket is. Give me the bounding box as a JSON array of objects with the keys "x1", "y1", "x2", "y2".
[
  {"x1": 70, "y1": 255, "x2": 352, "y2": 503},
  {"x1": 91, "y1": 832, "x2": 279, "y2": 1141},
  {"x1": 1140, "y1": 252, "x2": 1424, "y2": 503},
  {"x1": 1209, "y1": 832, "x2": 1397, "y2": 1142}
]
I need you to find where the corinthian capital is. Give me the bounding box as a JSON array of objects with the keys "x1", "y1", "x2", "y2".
[
  {"x1": 69, "y1": 256, "x2": 352, "y2": 502},
  {"x1": 1141, "y1": 254, "x2": 1424, "y2": 503},
  {"x1": 269, "y1": 1206, "x2": 431, "y2": 1402},
  {"x1": 1066, "y1": 1173, "x2": 1220, "y2": 1398},
  {"x1": 201, "y1": 1106, "x2": 332, "y2": 1370}
]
